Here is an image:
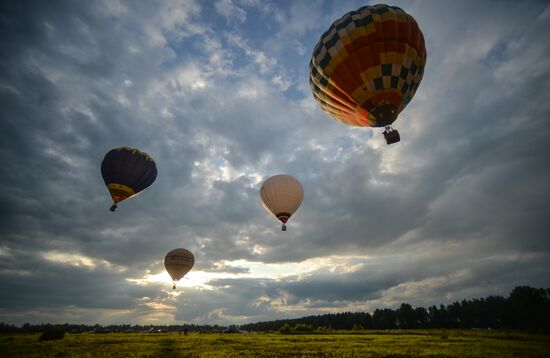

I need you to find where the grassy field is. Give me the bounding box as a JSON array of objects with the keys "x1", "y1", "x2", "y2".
[{"x1": 1, "y1": 330, "x2": 549, "y2": 357}]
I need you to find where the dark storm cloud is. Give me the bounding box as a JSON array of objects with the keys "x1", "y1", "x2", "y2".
[
  {"x1": 0, "y1": 0, "x2": 198, "y2": 259},
  {"x1": 391, "y1": 0, "x2": 550, "y2": 254},
  {"x1": 0, "y1": 0, "x2": 205, "y2": 324},
  {"x1": 278, "y1": 253, "x2": 550, "y2": 305},
  {"x1": 0, "y1": 247, "x2": 163, "y2": 310},
  {"x1": 1, "y1": 0, "x2": 549, "y2": 325},
  {"x1": 165, "y1": 251, "x2": 550, "y2": 323}
]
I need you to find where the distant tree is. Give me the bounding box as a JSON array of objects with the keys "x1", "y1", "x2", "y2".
[
  {"x1": 460, "y1": 299, "x2": 477, "y2": 328},
  {"x1": 428, "y1": 305, "x2": 450, "y2": 328},
  {"x1": 508, "y1": 286, "x2": 550, "y2": 330},
  {"x1": 447, "y1": 301, "x2": 461, "y2": 328},
  {"x1": 413, "y1": 307, "x2": 428, "y2": 328},
  {"x1": 373, "y1": 308, "x2": 397, "y2": 329},
  {"x1": 481, "y1": 295, "x2": 507, "y2": 328},
  {"x1": 315, "y1": 326, "x2": 328, "y2": 333},
  {"x1": 397, "y1": 303, "x2": 415, "y2": 328},
  {"x1": 294, "y1": 323, "x2": 313, "y2": 332},
  {"x1": 428, "y1": 304, "x2": 450, "y2": 328},
  {"x1": 0, "y1": 322, "x2": 17, "y2": 333},
  {"x1": 279, "y1": 324, "x2": 293, "y2": 334}
]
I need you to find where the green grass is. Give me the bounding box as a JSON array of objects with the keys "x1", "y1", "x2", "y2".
[{"x1": 1, "y1": 330, "x2": 549, "y2": 357}]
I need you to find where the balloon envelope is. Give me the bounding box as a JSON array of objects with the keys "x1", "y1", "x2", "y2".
[
  {"x1": 164, "y1": 248, "x2": 195, "y2": 283},
  {"x1": 309, "y1": 4, "x2": 426, "y2": 127},
  {"x1": 260, "y1": 175, "x2": 304, "y2": 229},
  {"x1": 101, "y1": 147, "x2": 157, "y2": 210}
]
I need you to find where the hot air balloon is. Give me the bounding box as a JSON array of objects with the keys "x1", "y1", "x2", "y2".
[
  {"x1": 164, "y1": 248, "x2": 195, "y2": 289},
  {"x1": 100, "y1": 147, "x2": 157, "y2": 211},
  {"x1": 260, "y1": 175, "x2": 304, "y2": 231},
  {"x1": 309, "y1": 4, "x2": 426, "y2": 144}
]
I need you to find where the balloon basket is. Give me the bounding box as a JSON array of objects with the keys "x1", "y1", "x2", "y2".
[{"x1": 383, "y1": 127, "x2": 400, "y2": 145}]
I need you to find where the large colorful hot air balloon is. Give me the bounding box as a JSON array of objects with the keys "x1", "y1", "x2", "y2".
[
  {"x1": 309, "y1": 4, "x2": 426, "y2": 144},
  {"x1": 260, "y1": 175, "x2": 304, "y2": 231},
  {"x1": 164, "y1": 248, "x2": 195, "y2": 289},
  {"x1": 100, "y1": 147, "x2": 157, "y2": 211}
]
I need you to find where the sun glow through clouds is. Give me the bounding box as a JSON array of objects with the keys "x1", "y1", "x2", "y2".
[{"x1": 126, "y1": 255, "x2": 373, "y2": 291}]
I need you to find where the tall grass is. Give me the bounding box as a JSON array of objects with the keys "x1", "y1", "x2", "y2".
[{"x1": 1, "y1": 330, "x2": 549, "y2": 357}]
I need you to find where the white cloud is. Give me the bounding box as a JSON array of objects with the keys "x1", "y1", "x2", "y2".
[
  {"x1": 226, "y1": 33, "x2": 277, "y2": 74},
  {"x1": 42, "y1": 251, "x2": 127, "y2": 272},
  {"x1": 271, "y1": 74, "x2": 291, "y2": 91},
  {"x1": 215, "y1": 0, "x2": 247, "y2": 24}
]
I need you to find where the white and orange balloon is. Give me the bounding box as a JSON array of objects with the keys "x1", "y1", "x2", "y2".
[
  {"x1": 164, "y1": 248, "x2": 194, "y2": 289},
  {"x1": 260, "y1": 175, "x2": 304, "y2": 231}
]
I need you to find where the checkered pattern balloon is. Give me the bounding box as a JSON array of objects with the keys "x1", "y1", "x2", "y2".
[{"x1": 310, "y1": 4, "x2": 427, "y2": 127}]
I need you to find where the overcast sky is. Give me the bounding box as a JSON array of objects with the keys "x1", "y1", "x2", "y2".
[{"x1": 1, "y1": 0, "x2": 549, "y2": 326}]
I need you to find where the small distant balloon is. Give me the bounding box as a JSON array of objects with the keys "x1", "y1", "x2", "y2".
[
  {"x1": 164, "y1": 248, "x2": 195, "y2": 289},
  {"x1": 260, "y1": 175, "x2": 304, "y2": 231},
  {"x1": 100, "y1": 147, "x2": 157, "y2": 212}
]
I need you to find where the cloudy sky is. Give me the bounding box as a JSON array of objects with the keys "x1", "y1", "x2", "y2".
[{"x1": 1, "y1": 0, "x2": 549, "y2": 326}]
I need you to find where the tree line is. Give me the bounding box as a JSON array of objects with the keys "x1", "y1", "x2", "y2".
[
  {"x1": 240, "y1": 286, "x2": 550, "y2": 332},
  {"x1": 1, "y1": 286, "x2": 549, "y2": 333},
  {"x1": 0, "y1": 323, "x2": 229, "y2": 334}
]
